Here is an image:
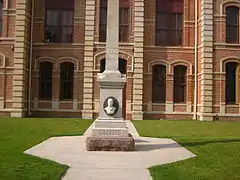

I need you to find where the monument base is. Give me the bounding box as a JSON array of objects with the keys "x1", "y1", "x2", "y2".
[
  {"x1": 86, "y1": 134, "x2": 135, "y2": 151},
  {"x1": 92, "y1": 119, "x2": 129, "y2": 137}
]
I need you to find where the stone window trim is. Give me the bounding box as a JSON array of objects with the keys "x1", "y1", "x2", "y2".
[
  {"x1": 221, "y1": 1, "x2": 240, "y2": 15},
  {"x1": 152, "y1": 64, "x2": 166, "y2": 103},
  {"x1": 225, "y1": 62, "x2": 239, "y2": 104},
  {"x1": 34, "y1": 57, "x2": 57, "y2": 70},
  {"x1": 57, "y1": 57, "x2": 78, "y2": 71},
  {"x1": 148, "y1": 60, "x2": 192, "y2": 75},
  {"x1": 0, "y1": 0, "x2": 3, "y2": 37},
  {"x1": 0, "y1": 53, "x2": 6, "y2": 67},
  {"x1": 149, "y1": 61, "x2": 169, "y2": 104},
  {"x1": 155, "y1": 0, "x2": 184, "y2": 46},
  {"x1": 220, "y1": 57, "x2": 240, "y2": 105},
  {"x1": 171, "y1": 61, "x2": 193, "y2": 104},
  {"x1": 99, "y1": 58, "x2": 127, "y2": 74},
  {"x1": 148, "y1": 60, "x2": 170, "y2": 73},
  {"x1": 98, "y1": 0, "x2": 131, "y2": 43},
  {"x1": 226, "y1": 6, "x2": 239, "y2": 43},
  {"x1": 44, "y1": 0, "x2": 75, "y2": 43},
  {"x1": 94, "y1": 51, "x2": 133, "y2": 72},
  {"x1": 173, "y1": 65, "x2": 187, "y2": 103},
  {"x1": 221, "y1": 2, "x2": 240, "y2": 44},
  {"x1": 34, "y1": 56, "x2": 78, "y2": 71},
  {"x1": 220, "y1": 56, "x2": 240, "y2": 72},
  {"x1": 170, "y1": 60, "x2": 193, "y2": 75},
  {"x1": 59, "y1": 62, "x2": 74, "y2": 100},
  {"x1": 34, "y1": 57, "x2": 78, "y2": 101},
  {"x1": 39, "y1": 61, "x2": 53, "y2": 100},
  {"x1": 149, "y1": 60, "x2": 192, "y2": 105}
]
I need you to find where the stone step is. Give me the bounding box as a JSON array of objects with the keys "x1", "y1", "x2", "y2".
[
  {"x1": 63, "y1": 168, "x2": 152, "y2": 180},
  {"x1": 94, "y1": 120, "x2": 128, "y2": 128}
]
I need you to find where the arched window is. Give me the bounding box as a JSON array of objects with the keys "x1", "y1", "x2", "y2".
[
  {"x1": 226, "y1": 62, "x2": 238, "y2": 104},
  {"x1": 174, "y1": 65, "x2": 187, "y2": 103},
  {"x1": 45, "y1": 0, "x2": 74, "y2": 43},
  {"x1": 60, "y1": 62, "x2": 74, "y2": 100},
  {"x1": 100, "y1": 58, "x2": 127, "y2": 74},
  {"x1": 152, "y1": 65, "x2": 166, "y2": 103},
  {"x1": 226, "y1": 6, "x2": 239, "y2": 43},
  {"x1": 156, "y1": 0, "x2": 183, "y2": 46},
  {"x1": 100, "y1": 59, "x2": 106, "y2": 73},
  {"x1": 39, "y1": 62, "x2": 53, "y2": 100},
  {"x1": 0, "y1": 54, "x2": 4, "y2": 67},
  {"x1": 0, "y1": 0, "x2": 3, "y2": 36},
  {"x1": 99, "y1": 0, "x2": 130, "y2": 42},
  {"x1": 118, "y1": 58, "x2": 127, "y2": 74}
]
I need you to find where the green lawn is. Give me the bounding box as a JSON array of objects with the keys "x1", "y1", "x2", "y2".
[
  {"x1": 1, "y1": 118, "x2": 239, "y2": 180},
  {"x1": 133, "y1": 120, "x2": 240, "y2": 180},
  {"x1": 0, "y1": 117, "x2": 92, "y2": 180}
]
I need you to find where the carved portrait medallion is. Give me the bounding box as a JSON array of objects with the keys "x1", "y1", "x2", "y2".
[{"x1": 103, "y1": 97, "x2": 119, "y2": 116}]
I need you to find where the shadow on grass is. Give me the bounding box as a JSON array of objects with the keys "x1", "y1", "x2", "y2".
[
  {"x1": 134, "y1": 139, "x2": 240, "y2": 151},
  {"x1": 180, "y1": 139, "x2": 240, "y2": 147},
  {"x1": 50, "y1": 133, "x2": 84, "y2": 137},
  {"x1": 135, "y1": 143, "x2": 180, "y2": 151}
]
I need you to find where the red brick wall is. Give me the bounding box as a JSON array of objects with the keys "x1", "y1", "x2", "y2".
[
  {"x1": 0, "y1": 0, "x2": 240, "y2": 120},
  {"x1": 30, "y1": 0, "x2": 85, "y2": 114}
]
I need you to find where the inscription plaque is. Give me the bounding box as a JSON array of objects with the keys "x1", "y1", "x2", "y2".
[{"x1": 99, "y1": 130, "x2": 121, "y2": 136}]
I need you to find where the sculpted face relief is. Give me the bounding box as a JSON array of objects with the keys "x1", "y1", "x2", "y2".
[
  {"x1": 104, "y1": 98, "x2": 116, "y2": 115},
  {"x1": 104, "y1": 97, "x2": 119, "y2": 116}
]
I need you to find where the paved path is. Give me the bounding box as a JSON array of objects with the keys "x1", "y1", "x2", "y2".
[{"x1": 24, "y1": 121, "x2": 196, "y2": 180}]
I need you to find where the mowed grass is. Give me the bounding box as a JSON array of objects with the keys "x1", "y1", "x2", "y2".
[
  {"x1": 133, "y1": 120, "x2": 240, "y2": 180},
  {"x1": 0, "y1": 117, "x2": 93, "y2": 180}
]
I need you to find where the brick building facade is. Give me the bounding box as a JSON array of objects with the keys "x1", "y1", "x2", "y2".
[{"x1": 0, "y1": 0, "x2": 239, "y2": 121}]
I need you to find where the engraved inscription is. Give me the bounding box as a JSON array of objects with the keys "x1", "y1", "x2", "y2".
[{"x1": 99, "y1": 130, "x2": 121, "y2": 136}]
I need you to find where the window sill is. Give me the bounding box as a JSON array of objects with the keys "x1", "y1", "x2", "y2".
[
  {"x1": 59, "y1": 99, "x2": 73, "y2": 102},
  {"x1": 225, "y1": 104, "x2": 239, "y2": 107},
  {"x1": 152, "y1": 103, "x2": 166, "y2": 105},
  {"x1": 44, "y1": 42, "x2": 74, "y2": 45},
  {"x1": 152, "y1": 103, "x2": 187, "y2": 105},
  {"x1": 155, "y1": 45, "x2": 183, "y2": 47},
  {"x1": 33, "y1": 43, "x2": 85, "y2": 46},
  {"x1": 173, "y1": 103, "x2": 186, "y2": 105},
  {"x1": 145, "y1": 45, "x2": 194, "y2": 49},
  {"x1": 215, "y1": 43, "x2": 240, "y2": 47},
  {"x1": 0, "y1": 37, "x2": 15, "y2": 41},
  {"x1": 95, "y1": 41, "x2": 134, "y2": 46}
]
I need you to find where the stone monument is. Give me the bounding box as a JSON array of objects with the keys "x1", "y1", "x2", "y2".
[{"x1": 86, "y1": 0, "x2": 135, "y2": 151}]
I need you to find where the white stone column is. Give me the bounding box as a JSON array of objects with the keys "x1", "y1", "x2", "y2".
[
  {"x1": 105, "y1": 0, "x2": 119, "y2": 71},
  {"x1": 82, "y1": 0, "x2": 96, "y2": 119},
  {"x1": 219, "y1": 73, "x2": 225, "y2": 115},
  {"x1": 11, "y1": 0, "x2": 29, "y2": 118},
  {"x1": 91, "y1": 0, "x2": 128, "y2": 137},
  {"x1": 132, "y1": 0, "x2": 144, "y2": 120},
  {"x1": 0, "y1": 97, "x2": 4, "y2": 109},
  {"x1": 199, "y1": 0, "x2": 214, "y2": 121},
  {"x1": 86, "y1": 0, "x2": 134, "y2": 152}
]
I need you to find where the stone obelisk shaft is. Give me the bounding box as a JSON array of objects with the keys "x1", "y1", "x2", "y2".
[
  {"x1": 86, "y1": 0, "x2": 134, "y2": 151},
  {"x1": 105, "y1": 0, "x2": 119, "y2": 71}
]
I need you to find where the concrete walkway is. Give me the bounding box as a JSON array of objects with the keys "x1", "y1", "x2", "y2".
[{"x1": 24, "y1": 121, "x2": 196, "y2": 180}]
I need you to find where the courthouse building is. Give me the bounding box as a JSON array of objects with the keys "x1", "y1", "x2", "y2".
[{"x1": 0, "y1": 0, "x2": 239, "y2": 121}]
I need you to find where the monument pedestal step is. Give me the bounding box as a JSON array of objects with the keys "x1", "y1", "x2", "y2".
[
  {"x1": 94, "y1": 119, "x2": 128, "y2": 128},
  {"x1": 86, "y1": 134, "x2": 135, "y2": 151},
  {"x1": 92, "y1": 127, "x2": 129, "y2": 137}
]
